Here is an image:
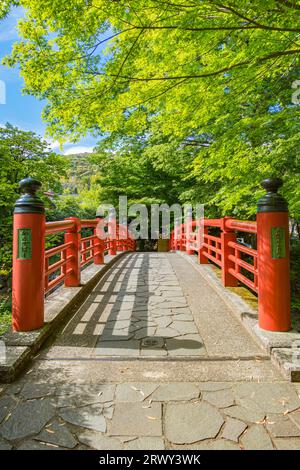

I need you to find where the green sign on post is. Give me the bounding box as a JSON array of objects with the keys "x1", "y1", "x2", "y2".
[
  {"x1": 271, "y1": 227, "x2": 286, "y2": 259},
  {"x1": 17, "y1": 228, "x2": 32, "y2": 260}
]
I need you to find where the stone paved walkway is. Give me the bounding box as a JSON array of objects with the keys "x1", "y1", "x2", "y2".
[
  {"x1": 1, "y1": 380, "x2": 300, "y2": 450},
  {"x1": 1, "y1": 253, "x2": 300, "y2": 450}
]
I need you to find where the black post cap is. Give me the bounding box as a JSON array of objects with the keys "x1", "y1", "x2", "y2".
[
  {"x1": 257, "y1": 177, "x2": 288, "y2": 213},
  {"x1": 14, "y1": 177, "x2": 45, "y2": 214}
]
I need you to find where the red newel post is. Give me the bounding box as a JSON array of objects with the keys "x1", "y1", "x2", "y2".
[
  {"x1": 108, "y1": 214, "x2": 117, "y2": 255},
  {"x1": 186, "y1": 225, "x2": 194, "y2": 255},
  {"x1": 221, "y1": 217, "x2": 239, "y2": 287},
  {"x1": 179, "y1": 225, "x2": 185, "y2": 252},
  {"x1": 93, "y1": 228, "x2": 104, "y2": 264},
  {"x1": 169, "y1": 232, "x2": 173, "y2": 251},
  {"x1": 12, "y1": 178, "x2": 45, "y2": 331},
  {"x1": 109, "y1": 238, "x2": 117, "y2": 255},
  {"x1": 118, "y1": 224, "x2": 125, "y2": 252},
  {"x1": 173, "y1": 218, "x2": 180, "y2": 251},
  {"x1": 257, "y1": 178, "x2": 291, "y2": 332},
  {"x1": 64, "y1": 217, "x2": 81, "y2": 287},
  {"x1": 185, "y1": 209, "x2": 194, "y2": 254}
]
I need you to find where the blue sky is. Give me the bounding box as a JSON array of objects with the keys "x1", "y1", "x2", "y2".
[{"x1": 0, "y1": 6, "x2": 97, "y2": 154}]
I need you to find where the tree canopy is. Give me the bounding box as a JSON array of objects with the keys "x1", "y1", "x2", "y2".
[{"x1": 0, "y1": 1, "x2": 17, "y2": 20}]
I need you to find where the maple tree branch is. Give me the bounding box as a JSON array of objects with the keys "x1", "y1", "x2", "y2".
[
  {"x1": 98, "y1": 49, "x2": 300, "y2": 82},
  {"x1": 276, "y1": 0, "x2": 300, "y2": 10}
]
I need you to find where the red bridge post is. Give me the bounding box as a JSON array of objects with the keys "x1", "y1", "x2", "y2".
[
  {"x1": 64, "y1": 217, "x2": 81, "y2": 287},
  {"x1": 186, "y1": 209, "x2": 194, "y2": 255},
  {"x1": 257, "y1": 178, "x2": 291, "y2": 331},
  {"x1": 108, "y1": 212, "x2": 117, "y2": 256},
  {"x1": 12, "y1": 178, "x2": 45, "y2": 331},
  {"x1": 198, "y1": 227, "x2": 209, "y2": 264},
  {"x1": 179, "y1": 224, "x2": 185, "y2": 252}
]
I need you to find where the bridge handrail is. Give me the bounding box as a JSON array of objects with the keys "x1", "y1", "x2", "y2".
[
  {"x1": 44, "y1": 218, "x2": 135, "y2": 294},
  {"x1": 224, "y1": 219, "x2": 257, "y2": 234},
  {"x1": 80, "y1": 219, "x2": 99, "y2": 228},
  {"x1": 45, "y1": 220, "x2": 75, "y2": 235}
]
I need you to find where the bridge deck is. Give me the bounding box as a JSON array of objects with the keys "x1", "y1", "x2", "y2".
[{"x1": 1, "y1": 253, "x2": 300, "y2": 450}]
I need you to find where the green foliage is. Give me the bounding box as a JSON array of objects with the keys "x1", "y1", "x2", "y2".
[
  {"x1": 0, "y1": 293, "x2": 11, "y2": 335},
  {"x1": 291, "y1": 240, "x2": 300, "y2": 317},
  {"x1": 3, "y1": 1, "x2": 299, "y2": 218},
  {"x1": 47, "y1": 194, "x2": 95, "y2": 222},
  {"x1": 0, "y1": 123, "x2": 67, "y2": 285},
  {"x1": 0, "y1": 0, "x2": 17, "y2": 20},
  {"x1": 91, "y1": 132, "x2": 194, "y2": 208},
  {"x1": 62, "y1": 153, "x2": 98, "y2": 195}
]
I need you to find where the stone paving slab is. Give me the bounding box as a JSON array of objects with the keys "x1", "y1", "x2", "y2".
[
  {"x1": 1, "y1": 253, "x2": 300, "y2": 450},
  {"x1": 234, "y1": 382, "x2": 300, "y2": 413},
  {"x1": 221, "y1": 417, "x2": 247, "y2": 442},
  {"x1": 151, "y1": 383, "x2": 199, "y2": 401},
  {"x1": 35, "y1": 420, "x2": 77, "y2": 449},
  {"x1": 17, "y1": 440, "x2": 63, "y2": 450},
  {"x1": 0, "y1": 398, "x2": 56, "y2": 440},
  {"x1": 273, "y1": 437, "x2": 300, "y2": 450},
  {"x1": 240, "y1": 424, "x2": 274, "y2": 450},
  {"x1": 181, "y1": 439, "x2": 241, "y2": 450},
  {"x1": 266, "y1": 414, "x2": 300, "y2": 438},
  {"x1": 59, "y1": 405, "x2": 107, "y2": 433},
  {"x1": 110, "y1": 402, "x2": 162, "y2": 437},
  {"x1": 0, "y1": 439, "x2": 12, "y2": 450},
  {"x1": 164, "y1": 402, "x2": 224, "y2": 444},
  {"x1": 202, "y1": 389, "x2": 235, "y2": 408},
  {"x1": 223, "y1": 402, "x2": 266, "y2": 423},
  {"x1": 115, "y1": 383, "x2": 159, "y2": 402},
  {"x1": 36, "y1": 253, "x2": 208, "y2": 361}
]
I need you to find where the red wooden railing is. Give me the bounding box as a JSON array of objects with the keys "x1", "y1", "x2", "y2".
[
  {"x1": 169, "y1": 197, "x2": 291, "y2": 333},
  {"x1": 170, "y1": 217, "x2": 258, "y2": 293},
  {"x1": 45, "y1": 218, "x2": 135, "y2": 294}
]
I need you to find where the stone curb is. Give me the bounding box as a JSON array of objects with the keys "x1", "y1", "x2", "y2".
[
  {"x1": 177, "y1": 251, "x2": 300, "y2": 382},
  {"x1": 0, "y1": 252, "x2": 128, "y2": 383}
]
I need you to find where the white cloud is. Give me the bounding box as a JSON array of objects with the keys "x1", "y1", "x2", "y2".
[
  {"x1": 45, "y1": 139, "x2": 62, "y2": 151},
  {"x1": 63, "y1": 146, "x2": 94, "y2": 155}
]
